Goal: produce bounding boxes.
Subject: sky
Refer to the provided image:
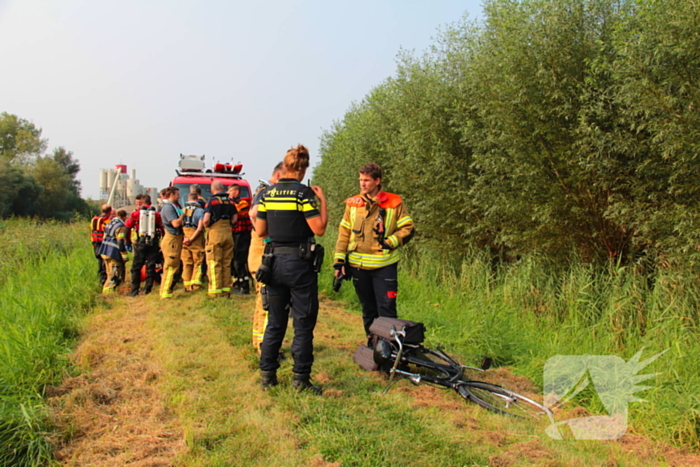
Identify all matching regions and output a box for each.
[0,0,483,199]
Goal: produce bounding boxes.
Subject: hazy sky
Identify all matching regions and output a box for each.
[0,0,482,198]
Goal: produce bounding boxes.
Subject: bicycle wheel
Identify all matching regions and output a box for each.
[403,347,461,382]
[457,381,553,420]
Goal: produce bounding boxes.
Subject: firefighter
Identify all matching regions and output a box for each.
[97,209,129,293]
[255,145,327,392]
[249,162,283,353]
[90,204,112,285]
[228,184,253,294]
[203,180,237,298]
[181,192,206,291]
[126,194,164,296]
[159,187,185,299]
[333,163,415,338]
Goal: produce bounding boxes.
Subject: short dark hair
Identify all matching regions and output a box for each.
[135,194,143,200]
[142,194,152,205]
[359,163,382,180]
[188,192,198,201]
[117,210,127,218]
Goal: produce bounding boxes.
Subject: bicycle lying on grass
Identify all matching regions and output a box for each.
[354,317,553,421]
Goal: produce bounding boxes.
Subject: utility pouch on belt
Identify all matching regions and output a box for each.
[261,286,270,311]
[311,244,325,273]
[256,253,274,284]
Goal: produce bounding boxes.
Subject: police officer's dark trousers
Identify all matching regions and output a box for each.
[350,262,398,335]
[259,252,318,375]
[130,241,160,295]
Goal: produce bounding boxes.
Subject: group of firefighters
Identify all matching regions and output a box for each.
[90,149,414,393]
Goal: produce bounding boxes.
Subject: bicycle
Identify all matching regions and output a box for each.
[355,317,553,421]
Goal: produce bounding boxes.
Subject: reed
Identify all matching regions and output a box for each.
[0,220,96,467]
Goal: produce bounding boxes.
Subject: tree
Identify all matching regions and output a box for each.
[51,146,82,195]
[0,112,47,165]
[0,165,42,217]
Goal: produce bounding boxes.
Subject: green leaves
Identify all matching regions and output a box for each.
[315,0,700,273]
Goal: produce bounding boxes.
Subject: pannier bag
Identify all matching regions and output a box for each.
[353,345,379,371]
[369,317,425,345]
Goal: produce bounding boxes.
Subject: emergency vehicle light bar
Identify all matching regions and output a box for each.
[175,170,244,179]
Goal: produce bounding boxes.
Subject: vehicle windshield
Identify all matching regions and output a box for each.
[174,183,250,206]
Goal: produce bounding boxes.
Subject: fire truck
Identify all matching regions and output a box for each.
[170,154,251,205]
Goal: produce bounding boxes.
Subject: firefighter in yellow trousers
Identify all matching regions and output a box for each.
[159,187,185,299]
[204,181,237,297]
[98,209,129,293]
[181,192,206,291]
[249,163,283,353]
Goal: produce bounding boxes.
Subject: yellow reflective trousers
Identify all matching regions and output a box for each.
[206,220,234,297]
[160,232,183,299]
[248,233,267,352]
[181,226,205,290]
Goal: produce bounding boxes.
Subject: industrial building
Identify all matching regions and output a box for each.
[99,165,157,208]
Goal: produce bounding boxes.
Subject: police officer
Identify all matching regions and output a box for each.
[333,163,415,338]
[203,181,237,297]
[181,192,206,291]
[254,145,327,392]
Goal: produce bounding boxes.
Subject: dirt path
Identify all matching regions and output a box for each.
[48,292,700,466]
[49,297,185,466]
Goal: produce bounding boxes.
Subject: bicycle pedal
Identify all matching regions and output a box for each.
[481,356,493,370]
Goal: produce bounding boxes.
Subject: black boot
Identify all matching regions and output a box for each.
[292,373,322,394]
[260,370,278,390]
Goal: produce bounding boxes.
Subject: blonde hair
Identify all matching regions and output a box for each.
[283,145,310,174]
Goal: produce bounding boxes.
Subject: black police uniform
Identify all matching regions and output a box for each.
[256,178,321,377]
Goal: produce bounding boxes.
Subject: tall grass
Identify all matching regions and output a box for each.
[0,220,97,467]
[319,246,700,449]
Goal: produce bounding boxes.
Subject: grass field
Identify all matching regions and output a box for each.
[2,218,698,465]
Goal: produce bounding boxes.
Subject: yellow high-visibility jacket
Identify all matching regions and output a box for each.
[334,191,414,270]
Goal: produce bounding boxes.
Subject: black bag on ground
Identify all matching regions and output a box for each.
[369,317,425,345]
[353,345,379,371]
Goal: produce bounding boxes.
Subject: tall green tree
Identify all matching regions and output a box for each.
[0,112,47,165]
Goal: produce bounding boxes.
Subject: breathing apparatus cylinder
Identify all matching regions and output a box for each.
[138,206,148,237]
[146,206,156,238]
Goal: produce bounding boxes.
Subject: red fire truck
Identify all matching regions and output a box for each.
[170,154,251,205]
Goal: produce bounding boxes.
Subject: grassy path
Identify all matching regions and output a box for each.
[50,289,700,466]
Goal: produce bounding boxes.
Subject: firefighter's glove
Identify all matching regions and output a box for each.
[333,262,344,271]
[380,240,393,250]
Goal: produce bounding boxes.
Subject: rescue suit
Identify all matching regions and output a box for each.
[126,205,163,296]
[334,191,414,335]
[97,216,128,293]
[248,183,269,353]
[90,214,110,284]
[232,195,253,293]
[181,201,206,291]
[205,192,236,297]
[159,200,184,299]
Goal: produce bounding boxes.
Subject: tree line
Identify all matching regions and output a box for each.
[314,0,700,273]
[0,112,93,219]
